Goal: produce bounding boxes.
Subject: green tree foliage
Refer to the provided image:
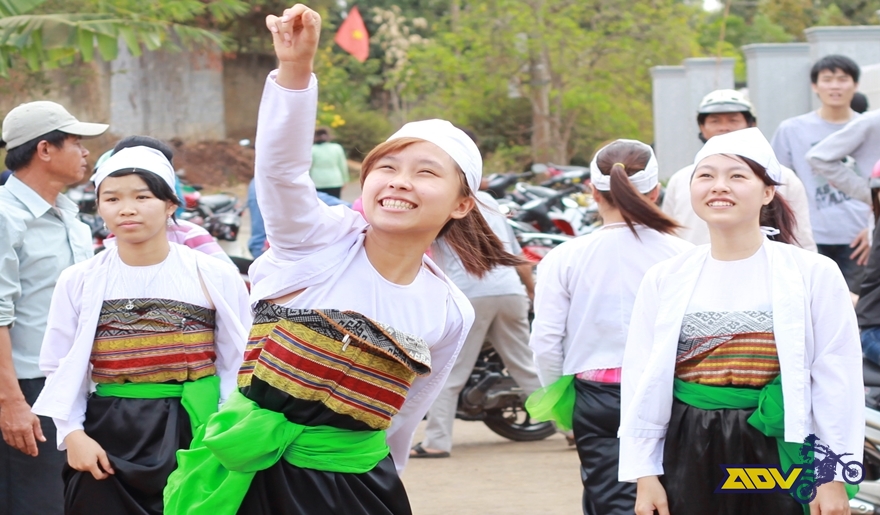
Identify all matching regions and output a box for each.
[0,0,248,76]
[401,0,700,168]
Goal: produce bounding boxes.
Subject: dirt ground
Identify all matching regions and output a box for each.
[403,420,583,515]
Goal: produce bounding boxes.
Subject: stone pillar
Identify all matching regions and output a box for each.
[805,26,880,109]
[742,43,812,138]
[651,65,688,180]
[110,43,226,140]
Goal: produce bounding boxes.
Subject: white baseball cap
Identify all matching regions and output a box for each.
[2,101,108,150]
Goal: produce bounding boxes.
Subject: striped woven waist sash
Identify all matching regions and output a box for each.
[237,302,431,430]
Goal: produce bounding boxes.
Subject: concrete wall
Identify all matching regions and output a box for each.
[110,43,226,140]
[223,53,277,142]
[861,63,880,111]
[650,58,735,179]
[742,43,812,138]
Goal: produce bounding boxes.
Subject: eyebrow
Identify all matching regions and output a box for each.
[377,155,445,169]
[100,187,152,195]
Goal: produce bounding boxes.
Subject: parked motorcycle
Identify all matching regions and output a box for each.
[456,346,556,441]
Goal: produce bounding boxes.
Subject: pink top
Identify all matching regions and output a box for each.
[576,368,622,384]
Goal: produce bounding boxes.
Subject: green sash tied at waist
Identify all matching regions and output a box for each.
[94,374,220,436]
[163,390,390,515]
[524,375,575,431]
[673,375,857,512]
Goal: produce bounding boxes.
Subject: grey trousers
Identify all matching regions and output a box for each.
[0,377,65,515]
[423,294,542,452]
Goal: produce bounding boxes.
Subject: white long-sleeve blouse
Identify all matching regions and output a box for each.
[247,71,474,473]
[618,239,864,482]
[31,244,252,449]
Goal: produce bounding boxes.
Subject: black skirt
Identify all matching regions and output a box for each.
[63,395,192,515]
[572,379,636,515]
[238,455,410,515]
[233,377,411,515]
[660,399,803,515]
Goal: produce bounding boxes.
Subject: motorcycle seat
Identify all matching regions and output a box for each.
[199,194,236,212]
[864,358,880,388]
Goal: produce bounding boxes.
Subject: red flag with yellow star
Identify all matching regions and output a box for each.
[334,6,369,62]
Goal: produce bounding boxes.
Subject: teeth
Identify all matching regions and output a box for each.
[382,199,415,210]
[709,201,733,207]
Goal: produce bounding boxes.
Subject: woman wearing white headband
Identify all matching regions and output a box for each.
[526,139,691,515]
[621,128,863,515]
[30,146,251,515]
[163,5,521,515]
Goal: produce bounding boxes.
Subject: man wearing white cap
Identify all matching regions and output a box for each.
[661,89,816,252]
[0,101,107,514]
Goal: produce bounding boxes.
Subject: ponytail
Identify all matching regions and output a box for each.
[439,206,528,278]
[740,156,798,246]
[603,164,680,237]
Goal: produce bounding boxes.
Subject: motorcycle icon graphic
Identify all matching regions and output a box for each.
[792,434,864,504]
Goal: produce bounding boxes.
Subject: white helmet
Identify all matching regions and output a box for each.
[698,89,755,118]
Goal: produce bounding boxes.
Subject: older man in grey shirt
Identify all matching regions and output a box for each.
[0,101,106,515]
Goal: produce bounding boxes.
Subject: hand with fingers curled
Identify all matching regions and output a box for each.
[635,475,670,515]
[0,397,45,456]
[266,4,322,91]
[64,430,115,481]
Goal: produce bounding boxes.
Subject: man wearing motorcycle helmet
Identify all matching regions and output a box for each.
[661,89,816,251]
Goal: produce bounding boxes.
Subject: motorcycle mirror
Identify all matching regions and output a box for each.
[561,197,579,209]
[239,139,252,147]
[531,163,548,174]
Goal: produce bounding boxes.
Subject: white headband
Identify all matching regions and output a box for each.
[589,139,659,194]
[693,127,782,184]
[386,119,482,194]
[92,146,177,198]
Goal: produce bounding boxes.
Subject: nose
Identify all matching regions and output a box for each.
[82,147,90,158]
[710,176,730,193]
[387,170,413,190]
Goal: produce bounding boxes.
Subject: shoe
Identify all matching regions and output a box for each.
[409,442,450,459]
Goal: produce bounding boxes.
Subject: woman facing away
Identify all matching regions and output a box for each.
[620,128,864,515]
[527,140,692,515]
[163,5,523,515]
[30,146,252,514]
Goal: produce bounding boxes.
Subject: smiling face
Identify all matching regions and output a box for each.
[97,173,176,246]
[361,139,474,237]
[812,68,858,109]
[690,154,775,232]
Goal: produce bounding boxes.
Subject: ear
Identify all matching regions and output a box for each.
[449,195,476,220]
[35,140,53,163]
[166,201,178,218]
[810,82,820,95]
[590,183,603,204]
[646,185,660,203]
[762,185,776,206]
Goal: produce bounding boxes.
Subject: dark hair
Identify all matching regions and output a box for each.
[360,137,527,277]
[851,92,869,114]
[739,156,797,245]
[97,169,181,214]
[594,141,680,237]
[315,128,330,144]
[697,111,756,128]
[811,55,860,84]
[113,136,174,165]
[4,130,68,171]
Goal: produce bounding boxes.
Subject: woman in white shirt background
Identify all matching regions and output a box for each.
[620,128,863,515]
[527,139,692,515]
[163,5,524,515]
[31,146,251,515]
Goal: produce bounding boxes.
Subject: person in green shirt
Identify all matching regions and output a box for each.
[309,128,348,199]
